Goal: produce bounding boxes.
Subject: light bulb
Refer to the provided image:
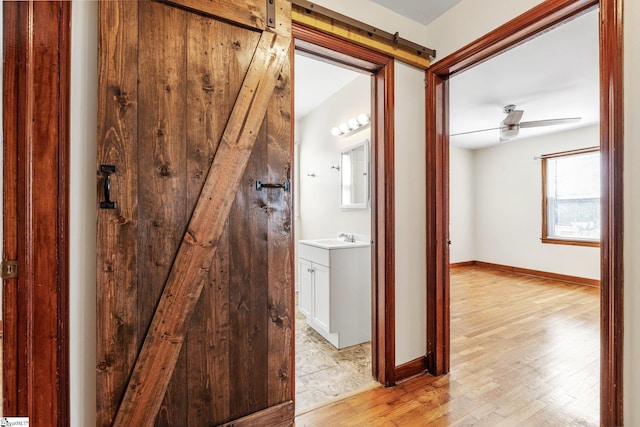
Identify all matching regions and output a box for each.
[348,118,359,130]
[331,127,341,136]
[357,113,370,125]
[339,123,350,134]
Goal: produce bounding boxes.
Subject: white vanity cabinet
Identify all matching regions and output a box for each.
[298,239,371,349]
[298,258,314,318]
[298,258,330,331]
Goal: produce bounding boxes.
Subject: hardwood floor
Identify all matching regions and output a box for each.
[296,266,599,426]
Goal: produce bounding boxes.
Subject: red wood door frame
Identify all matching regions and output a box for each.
[292,23,397,386]
[425,0,624,424]
[2,1,71,423]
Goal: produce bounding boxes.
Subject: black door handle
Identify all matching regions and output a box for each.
[256,180,290,191]
[100,165,117,209]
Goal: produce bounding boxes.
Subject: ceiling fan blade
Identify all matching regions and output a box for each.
[502,109,524,126]
[450,126,500,137]
[519,117,581,128]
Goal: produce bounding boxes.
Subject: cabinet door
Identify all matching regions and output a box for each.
[312,263,331,332]
[298,258,313,318]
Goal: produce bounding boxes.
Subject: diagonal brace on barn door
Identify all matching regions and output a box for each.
[112,30,291,427]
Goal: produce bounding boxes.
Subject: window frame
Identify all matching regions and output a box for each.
[541,146,601,248]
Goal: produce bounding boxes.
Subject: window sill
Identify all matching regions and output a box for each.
[541,237,600,248]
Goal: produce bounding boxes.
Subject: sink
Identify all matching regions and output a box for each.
[299,238,370,249]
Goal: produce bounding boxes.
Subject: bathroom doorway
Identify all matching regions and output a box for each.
[293,50,375,412]
[291,23,396,413]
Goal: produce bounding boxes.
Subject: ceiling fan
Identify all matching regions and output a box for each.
[451,104,581,141]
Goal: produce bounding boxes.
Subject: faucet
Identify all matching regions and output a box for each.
[338,233,356,243]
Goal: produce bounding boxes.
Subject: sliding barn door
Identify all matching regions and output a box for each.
[96,1,293,425]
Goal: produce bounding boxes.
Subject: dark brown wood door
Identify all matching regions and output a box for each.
[96,1,293,425]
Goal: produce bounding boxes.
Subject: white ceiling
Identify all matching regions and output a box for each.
[449,9,599,150]
[294,54,362,120]
[369,0,464,25]
[294,3,599,151]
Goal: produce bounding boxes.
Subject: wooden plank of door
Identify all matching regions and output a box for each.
[96,1,140,425]
[113,30,290,426]
[183,11,246,423]
[136,2,190,422]
[266,49,293,406]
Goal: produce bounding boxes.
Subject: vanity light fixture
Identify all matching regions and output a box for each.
[330,113,370,136]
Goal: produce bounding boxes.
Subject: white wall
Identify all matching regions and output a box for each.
[474,126,600,279]
[425,0,544,62]
[70,1,98,425]
[450,126,601,277]
[449,146,475,263]
[394,62,427,365]
[624,0,640,421]
[297,75,372,240]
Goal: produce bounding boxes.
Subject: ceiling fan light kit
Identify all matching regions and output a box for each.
[500,124,520,140]
[452,104,582,142]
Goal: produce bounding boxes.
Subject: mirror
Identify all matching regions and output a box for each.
[340,140,369,209]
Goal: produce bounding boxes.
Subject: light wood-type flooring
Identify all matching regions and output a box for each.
[296,265,600,426]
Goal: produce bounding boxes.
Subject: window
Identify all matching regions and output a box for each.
[542,147,600,246]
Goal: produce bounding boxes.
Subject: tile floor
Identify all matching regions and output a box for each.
[295,296,375,413]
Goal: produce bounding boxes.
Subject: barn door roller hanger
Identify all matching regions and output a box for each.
[267,0,276,28]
